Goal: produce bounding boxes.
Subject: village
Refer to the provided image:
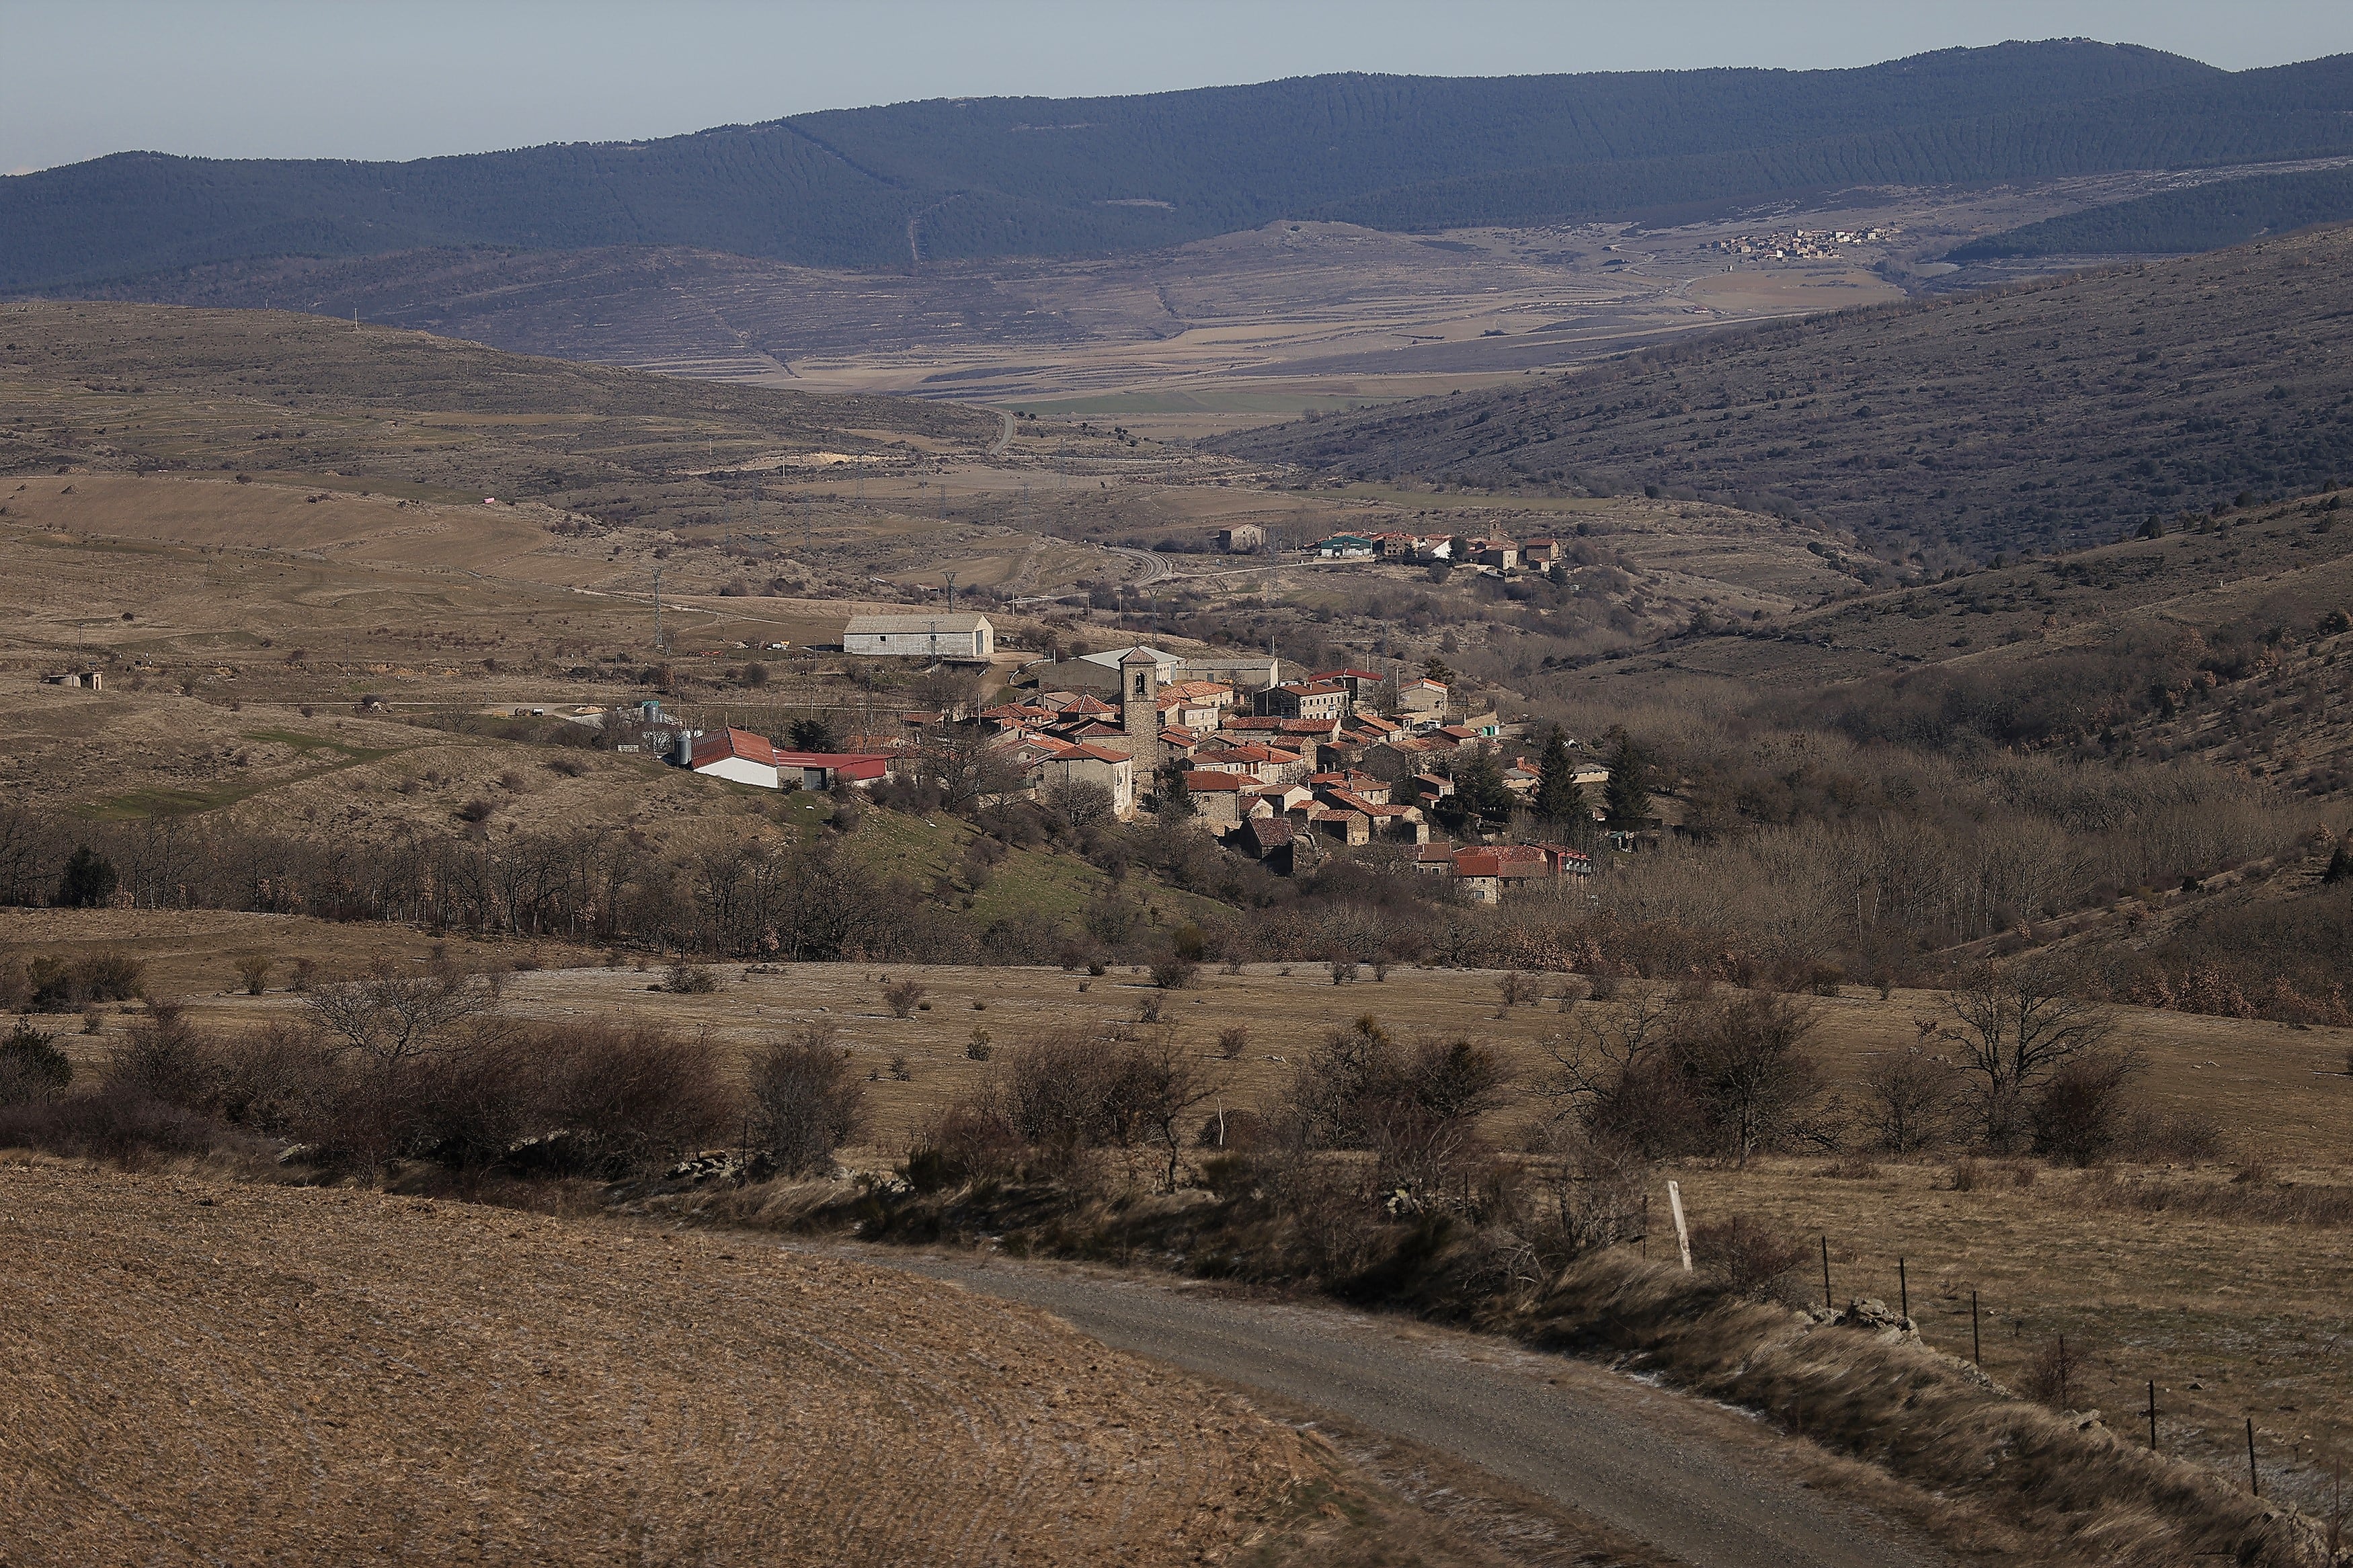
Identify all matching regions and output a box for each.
[648,606,1608,903]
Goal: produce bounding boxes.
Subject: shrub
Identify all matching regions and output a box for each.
[233,955,273,996]
[455,798,495,824]
[106,1002,211,1107]
[747,1023,867,1175]
[528,1024,735,1176]
[1138,993,1165,1024]
[1692,1212,1810,1303]
[665,962,720,995]
[2024,1331,2085,1410]
[1150,958,1199,990]
[965,1030,993,1061]
[1281,1016,1507,1194]
[1217,1024,1251,1059]
[1328,957,1359,984]
[904,1104,1021,1190]
[1497,971,1539,1009]
[2029,1049,2145,1166]
[0,1021,73,1105]
[203,1020,335,1135]
[2119,1107,2225,1161]
[0,1087,228,1166]
[881,978,926,1018]
[24,952,145,1012]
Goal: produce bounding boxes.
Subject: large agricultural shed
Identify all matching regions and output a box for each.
[843,613,994,659]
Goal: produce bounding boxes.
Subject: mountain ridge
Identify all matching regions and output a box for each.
[7,41,2328,288]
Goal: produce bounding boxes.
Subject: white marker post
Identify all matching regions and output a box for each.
[1667,1180,1693,1273]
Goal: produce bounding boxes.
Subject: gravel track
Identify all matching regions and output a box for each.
[810,1245,1945,1568]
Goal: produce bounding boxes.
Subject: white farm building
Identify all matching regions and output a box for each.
[842,613,994,659]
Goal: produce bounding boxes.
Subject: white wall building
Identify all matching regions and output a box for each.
[843,613,994,659]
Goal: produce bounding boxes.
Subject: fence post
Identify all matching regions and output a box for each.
[1898,1256,1909,1325]
[1665,1181,1691,1272]
[2147,1380,2158,1452]
[2247,1418,2260,1497]
[1971,1290,1982,1366]
[1821,1235,1833,1309]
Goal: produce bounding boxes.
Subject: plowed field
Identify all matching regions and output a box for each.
[0,1161,1309,1566]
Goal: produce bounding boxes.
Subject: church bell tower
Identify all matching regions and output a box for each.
[1119,646,1164,794]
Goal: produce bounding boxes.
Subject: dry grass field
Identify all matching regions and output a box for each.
[0,1158,1332,1567]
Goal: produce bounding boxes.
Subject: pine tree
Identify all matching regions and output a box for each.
[2324,837,2353,884]
[1531,727,1586,831]
[1444,751,1514,837]
[1155,757,1194,818]
[54,845,116,910]
[1604,735,1652,826]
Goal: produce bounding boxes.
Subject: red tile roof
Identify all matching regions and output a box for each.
[1184,771,1246,791]
[690,727,778,768]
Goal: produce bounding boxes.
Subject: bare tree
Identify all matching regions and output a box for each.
[1535,988,1691,1122]
[746,1021,867,1175]
[1041,778,1115,829]
[1860,1047,1959,1153]
[905,723,1027,811]
[303,961,497,1167]
[1675,992,1826,1165]
[1106,1030,1224,1192]
[1940,961,2115,1149]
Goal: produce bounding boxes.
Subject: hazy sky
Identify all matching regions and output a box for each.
[7,0,2353,175]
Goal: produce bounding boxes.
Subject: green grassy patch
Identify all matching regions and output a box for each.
[81,782,274,821]
[81,731,404,821]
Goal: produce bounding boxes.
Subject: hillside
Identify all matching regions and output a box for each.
[0,1160,1323,1565]
[1220,225,2353,559]
[0,300,1000,548]
[12,42,2346,286]
[1951,161,2353,258]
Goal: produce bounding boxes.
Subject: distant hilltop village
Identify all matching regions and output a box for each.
[1707,226,1897,260]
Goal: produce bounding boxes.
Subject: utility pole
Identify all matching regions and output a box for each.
[946,571,957,613]
[653,568,664,654]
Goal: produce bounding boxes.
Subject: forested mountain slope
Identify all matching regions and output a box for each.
[1952,163,2353,258]
[11,42,2351,286]
[1218,226,2353,561]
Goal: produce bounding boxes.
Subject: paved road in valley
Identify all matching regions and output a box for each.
[791,1244,1942,1568]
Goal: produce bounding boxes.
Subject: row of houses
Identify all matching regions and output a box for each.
[1311,532,1568,570]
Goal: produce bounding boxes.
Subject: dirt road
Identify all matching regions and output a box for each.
[1103,541,1174,583]
[805,1245,1942,1568]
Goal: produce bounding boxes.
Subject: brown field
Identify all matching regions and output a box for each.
[0,1157,1329,1566]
